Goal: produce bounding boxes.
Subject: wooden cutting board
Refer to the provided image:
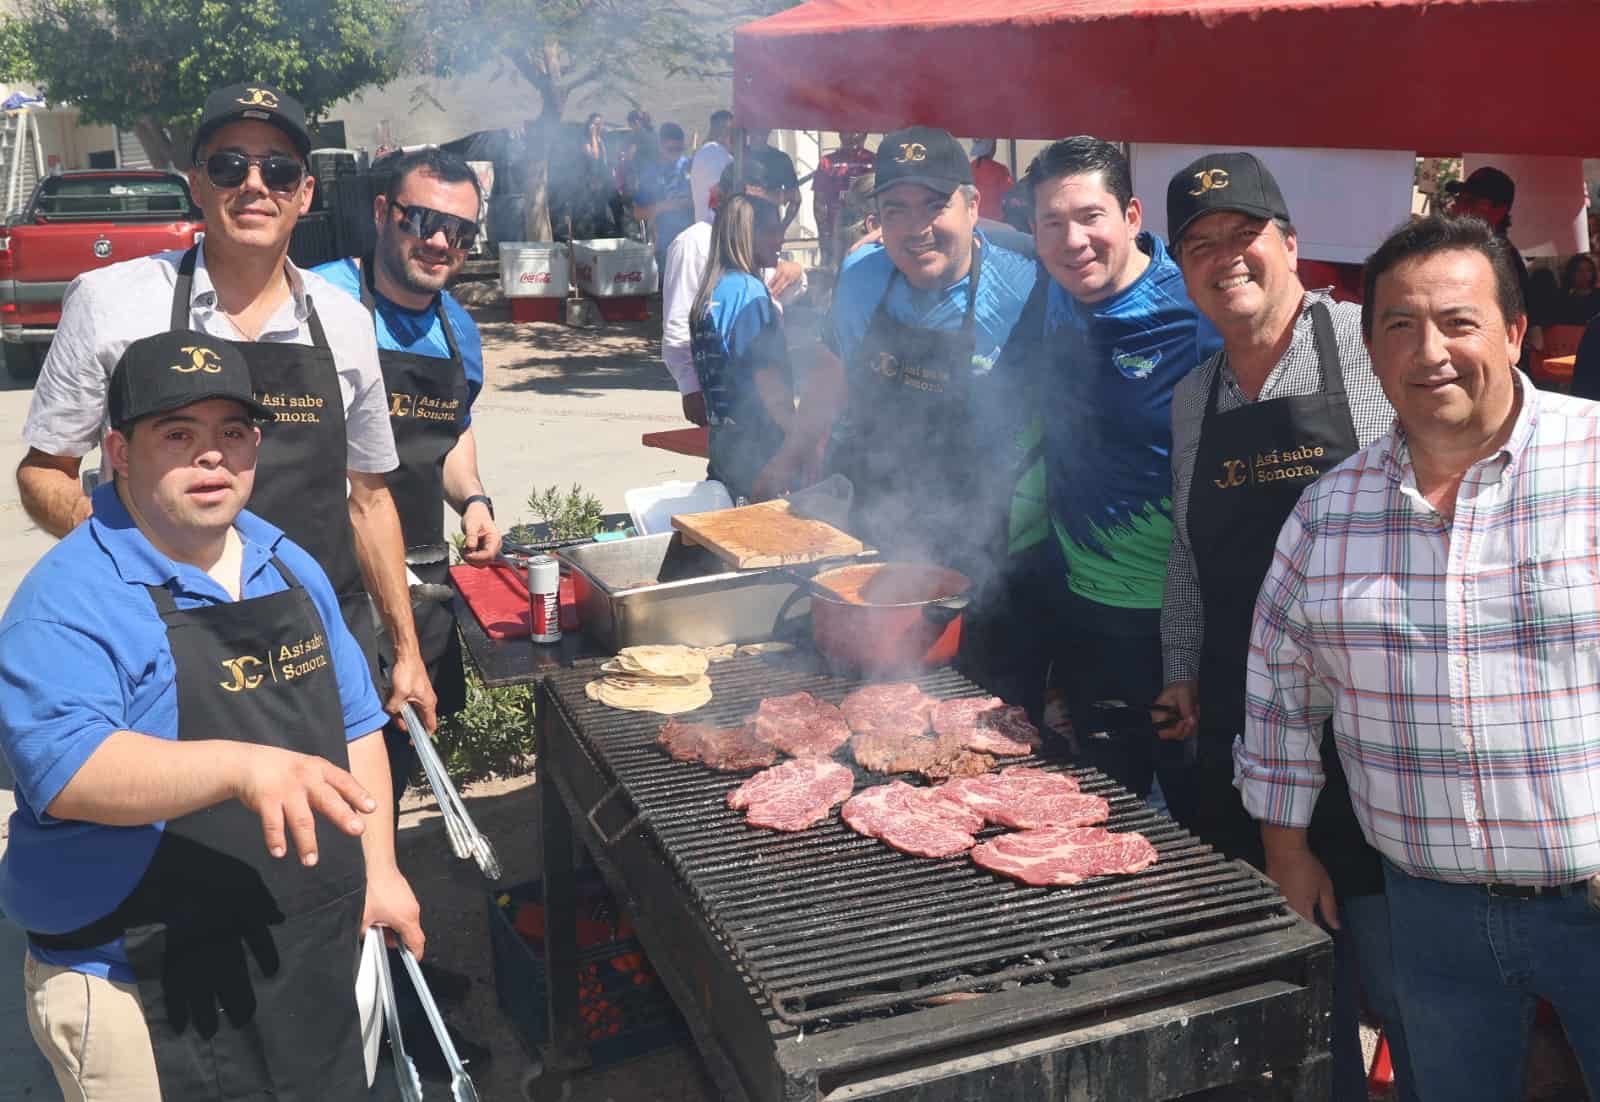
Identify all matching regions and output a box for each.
[671,500,864,569]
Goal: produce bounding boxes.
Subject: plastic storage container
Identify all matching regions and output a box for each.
[572,238,659,296]
[499,241,570,298]
[624,479,733,536]
[487,876,686,1066]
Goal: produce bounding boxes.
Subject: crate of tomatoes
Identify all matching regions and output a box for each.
[487,872,687,1066]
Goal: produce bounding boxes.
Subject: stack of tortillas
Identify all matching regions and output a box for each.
[585,645,713,714]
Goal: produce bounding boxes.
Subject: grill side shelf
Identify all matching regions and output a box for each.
[542,658,1293,1029]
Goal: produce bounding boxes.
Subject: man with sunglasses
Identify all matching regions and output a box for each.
[316,148,494,768]
[313,145,497,1079]
[17,81,437,733]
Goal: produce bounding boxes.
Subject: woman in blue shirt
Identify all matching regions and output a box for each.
[689,193,794,501]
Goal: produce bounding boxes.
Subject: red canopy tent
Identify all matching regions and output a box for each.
[734,0,1598,157]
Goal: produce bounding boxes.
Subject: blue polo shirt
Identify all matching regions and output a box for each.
[1038,232,1222,609]
[313,258,485,425]
[0,483,387,980]
[830,231,1037,375]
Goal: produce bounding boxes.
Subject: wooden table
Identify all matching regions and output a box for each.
[641,426,709,458]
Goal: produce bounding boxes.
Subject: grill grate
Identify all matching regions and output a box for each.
[545,656,1295,1029]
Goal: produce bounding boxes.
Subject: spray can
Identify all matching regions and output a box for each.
[526,555,562,643]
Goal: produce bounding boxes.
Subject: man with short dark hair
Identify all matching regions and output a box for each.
[634,122,693,272]
[1242,213,1600,1098]
[314,147,499,803]
[690,109,735,224]
[17,80,436,729]
[1159,151,1415,1102]
[1,330,420,1101]
[999,136,1220,806]
[312,144,497,1077]
[758,125,1037,585]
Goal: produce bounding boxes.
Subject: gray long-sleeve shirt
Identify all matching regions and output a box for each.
[1161,291,1395,684]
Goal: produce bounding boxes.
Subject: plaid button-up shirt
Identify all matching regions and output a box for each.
[1239,375,1600,886]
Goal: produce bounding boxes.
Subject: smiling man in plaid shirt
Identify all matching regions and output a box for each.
[1240,214,1600,1098]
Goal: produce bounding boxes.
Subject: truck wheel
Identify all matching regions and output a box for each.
[5,342,46,382]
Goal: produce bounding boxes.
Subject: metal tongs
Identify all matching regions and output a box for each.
[376,931,481,1102]
[403,702,503,881]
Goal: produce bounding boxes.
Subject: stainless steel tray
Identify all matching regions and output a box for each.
[556,532,809,652]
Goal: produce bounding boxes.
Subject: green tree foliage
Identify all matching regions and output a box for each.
[0,0,408,167]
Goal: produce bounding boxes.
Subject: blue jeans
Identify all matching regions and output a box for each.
[1383,862,1600,1100]
[1334,892,1420,1102]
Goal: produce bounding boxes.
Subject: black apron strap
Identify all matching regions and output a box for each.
[169,245,199,330]
[1307,300,1347,397]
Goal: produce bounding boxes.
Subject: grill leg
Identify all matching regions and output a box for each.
[1271,1052,1332,1099]
[530,699,591,1091]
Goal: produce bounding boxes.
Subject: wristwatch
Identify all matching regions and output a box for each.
[462,494,494,519]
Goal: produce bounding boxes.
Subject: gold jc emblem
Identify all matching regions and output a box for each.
[894,142,928,164]
[874,352,901,379]
[388,392,414,417]
[173,346,224,374]
[1213,459,1248,489]
[1189,168,1231,197]
[219,655,265,693]
[237,87,280,109]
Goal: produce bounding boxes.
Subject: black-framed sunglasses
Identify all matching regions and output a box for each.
[388,200,479,250]
[203,151,305,193]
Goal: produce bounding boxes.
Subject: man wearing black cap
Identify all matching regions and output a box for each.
[0,330,421,1101]
[755,125,1037,586]
[1157,151,1416,1101]
[1446,165,1516,235]
[17,81,437,730]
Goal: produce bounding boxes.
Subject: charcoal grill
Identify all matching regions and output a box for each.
[530,655,1332,1101]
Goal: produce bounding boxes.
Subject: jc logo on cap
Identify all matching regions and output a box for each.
[1189,168,1231,197]
[173,346,224,374]
[219,655,265,693]
[237,87,280,109]
[894,142,928,164]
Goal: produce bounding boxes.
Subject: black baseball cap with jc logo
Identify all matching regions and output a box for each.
[871,126,974,197]
[191,82,313,161]
[109,331,276,431]
[1166,152,1292,246]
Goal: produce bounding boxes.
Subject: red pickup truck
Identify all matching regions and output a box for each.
[0,170,204,379]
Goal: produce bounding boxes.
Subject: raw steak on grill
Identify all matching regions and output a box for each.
[840,682,938,739]
[842,781,986,858]
[851,729,994,780]
[750,692,851,757]
[728,759,855,832]
[931,696,1042,757]
[941,765,1109,830]
[656,719,780,771]
[970,826,1158,886]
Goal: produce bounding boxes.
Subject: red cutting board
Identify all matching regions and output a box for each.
[450,563,578,639]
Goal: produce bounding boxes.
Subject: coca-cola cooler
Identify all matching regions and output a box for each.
[573,238,656,321]
[499,241,570,323]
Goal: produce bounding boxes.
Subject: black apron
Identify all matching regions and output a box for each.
[170,247,380,680]
[1185,302,1383,898]
[31,559,368,1099]
[830,241,1003,581]
[359,258,469,721]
